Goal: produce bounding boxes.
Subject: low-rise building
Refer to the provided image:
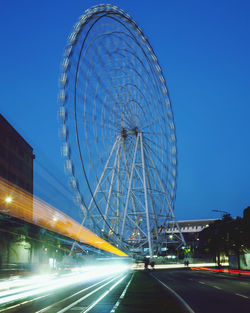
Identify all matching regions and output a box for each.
[0,113,35,195]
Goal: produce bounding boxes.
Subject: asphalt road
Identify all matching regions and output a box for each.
[152,269,250,313]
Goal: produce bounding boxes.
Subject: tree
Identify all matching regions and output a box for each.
[198,213,248,269]
[243,207,250,249]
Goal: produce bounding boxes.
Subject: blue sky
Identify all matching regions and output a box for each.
[0,0,249,221]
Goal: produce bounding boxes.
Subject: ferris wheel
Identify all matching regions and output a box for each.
[58,4,185,257]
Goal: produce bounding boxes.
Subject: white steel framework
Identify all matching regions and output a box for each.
[83,132,185,257]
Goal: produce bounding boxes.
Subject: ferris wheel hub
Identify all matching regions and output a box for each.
[121,127,139,139]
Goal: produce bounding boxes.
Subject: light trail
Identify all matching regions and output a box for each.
[191,267,250,276]
[0,274,57,296]
[0,264,130,307]
[0,178,127,256]
[81,274,128,313]
[56,274,125,313]
[35,275,117,313]
[0,294,51,313]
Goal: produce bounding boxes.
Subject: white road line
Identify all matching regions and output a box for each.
[0,294,51,312]
[199,282,222,290]
[56,274,124,313]
[81,274,128,313]
[213,286,221,290]
[35,275,114,313]
[235,293,249,299]
[151,274,195,313]
[110,273,134,312]
[239,282,249,285]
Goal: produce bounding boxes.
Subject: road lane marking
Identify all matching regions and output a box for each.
[151,274,195,313]
[213,286,221,290]
[110,273,134,312]
[81,274,128,313]
[56,275,124,313]
[199,281,205,284]
[35,275,119,313]
[235,293,249,299]
[0,294,51,312]
[239,282,249,285]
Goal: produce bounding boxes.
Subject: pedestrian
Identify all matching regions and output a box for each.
[144,258,150,270]
[150,261,155,270]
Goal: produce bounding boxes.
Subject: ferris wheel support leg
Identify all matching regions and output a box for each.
[140,133,153,258]
[145,169,159,242]
[121,134,139,240]
[102,139,121,232]
[122,142,139,223]
[116,146,121,235]
[87,136,120,214]
[144,143,186,247]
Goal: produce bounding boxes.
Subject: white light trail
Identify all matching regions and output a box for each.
[56,275,125,313]
[0,264,130,307]
[35,275,116,313]
[82,274,128,313]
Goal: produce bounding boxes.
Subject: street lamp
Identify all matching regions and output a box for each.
[212,209,230,219]
[5,196,13,204]
[212,209,229,214]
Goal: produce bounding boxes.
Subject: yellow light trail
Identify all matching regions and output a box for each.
[0,178,127,257]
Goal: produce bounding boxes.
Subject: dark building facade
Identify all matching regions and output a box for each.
[0,114,35,194]
[163,219,217,255]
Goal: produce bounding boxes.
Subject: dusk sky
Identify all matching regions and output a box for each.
[1,0,249,222]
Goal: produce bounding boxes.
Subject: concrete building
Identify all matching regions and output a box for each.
[0,114,35,269]
[0,113,35,194]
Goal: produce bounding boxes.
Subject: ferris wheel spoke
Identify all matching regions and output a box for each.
[76,69,125,129]
[143,144,168,176]
[143,134,167,153]
[102,35,156,117]
[140,114,166,131]
[100,47,153,129]
[143,131,166,136]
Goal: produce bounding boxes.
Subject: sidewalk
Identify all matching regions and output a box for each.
[116,270,186,313]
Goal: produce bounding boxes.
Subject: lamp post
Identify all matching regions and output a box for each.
[212,209,230,218]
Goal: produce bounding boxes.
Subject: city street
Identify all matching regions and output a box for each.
[152,269,250,313]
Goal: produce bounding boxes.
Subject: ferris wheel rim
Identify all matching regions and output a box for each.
[58,4,178,249]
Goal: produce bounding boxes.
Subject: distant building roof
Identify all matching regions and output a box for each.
[165,219,217,233]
